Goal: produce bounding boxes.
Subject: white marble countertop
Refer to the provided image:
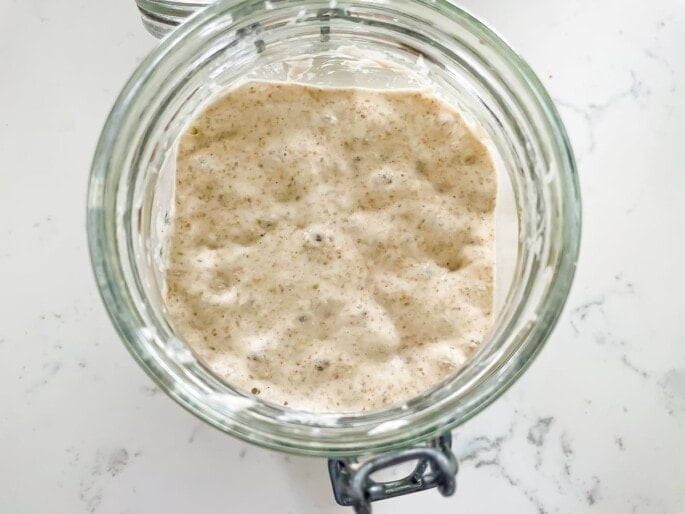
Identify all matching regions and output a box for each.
[1,0,683,512]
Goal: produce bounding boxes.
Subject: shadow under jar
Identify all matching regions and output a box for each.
[88,1,581,512]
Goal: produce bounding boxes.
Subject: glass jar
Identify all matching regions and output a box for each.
[88,0,581,509]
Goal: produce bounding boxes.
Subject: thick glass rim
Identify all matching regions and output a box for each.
[88,0,581,456]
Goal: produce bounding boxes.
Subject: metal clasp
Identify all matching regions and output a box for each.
[328,433,458,514]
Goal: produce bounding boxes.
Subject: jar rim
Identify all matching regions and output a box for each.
[88,0,581,456]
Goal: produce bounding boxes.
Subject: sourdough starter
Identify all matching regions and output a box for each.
[165,81,496,413]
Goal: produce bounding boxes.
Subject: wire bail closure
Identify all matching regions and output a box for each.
[328,433,458,514]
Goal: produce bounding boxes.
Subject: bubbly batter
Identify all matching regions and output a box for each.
[165,81,496,412]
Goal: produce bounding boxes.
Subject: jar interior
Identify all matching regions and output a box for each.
[140,16,522,404]
[94,0,578,456]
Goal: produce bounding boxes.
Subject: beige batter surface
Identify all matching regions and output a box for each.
[165,81,496,413]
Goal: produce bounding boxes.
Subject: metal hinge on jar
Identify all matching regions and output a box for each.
[328,433,459,514]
